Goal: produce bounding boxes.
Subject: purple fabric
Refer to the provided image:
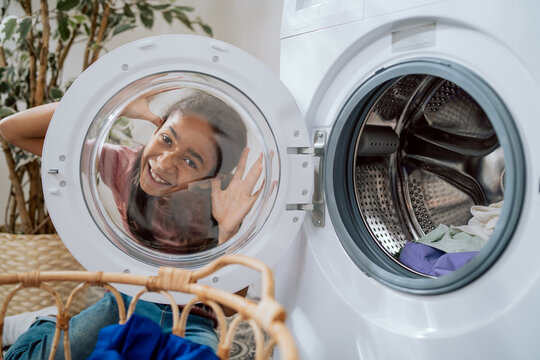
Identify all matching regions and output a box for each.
[399,242,477,276]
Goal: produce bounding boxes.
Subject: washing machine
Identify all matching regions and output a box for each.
[40,0,539,359]
[274,0,540,359]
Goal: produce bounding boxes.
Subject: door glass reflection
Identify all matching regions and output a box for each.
[82,73,279,261]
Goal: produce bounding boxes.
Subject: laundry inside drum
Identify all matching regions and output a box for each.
[353,75,506,277]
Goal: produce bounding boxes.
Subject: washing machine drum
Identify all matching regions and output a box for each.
[326,64,524,294]
[360,76,503,257]
[41,35,312,303]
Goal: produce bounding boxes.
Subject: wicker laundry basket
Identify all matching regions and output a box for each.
[0,254,298,360]
[0,233,103,316]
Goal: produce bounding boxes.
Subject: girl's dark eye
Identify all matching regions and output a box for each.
[185,158,197,169]
[161,134,172,146]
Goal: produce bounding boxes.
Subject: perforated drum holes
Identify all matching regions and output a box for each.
[373,75,424,120]
[355,164,407,255]
[408,170,473,234]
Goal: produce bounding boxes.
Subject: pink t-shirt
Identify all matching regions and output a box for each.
[99,143,138,227]
[98,144,217,253]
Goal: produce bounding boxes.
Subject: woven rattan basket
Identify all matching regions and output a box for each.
[0,254,297,360]
[0,233,103,316]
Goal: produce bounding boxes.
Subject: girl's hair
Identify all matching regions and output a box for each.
[126,90,248,253]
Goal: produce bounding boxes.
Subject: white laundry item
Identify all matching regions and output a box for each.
[2,306,58,346]
[453,201,503,242]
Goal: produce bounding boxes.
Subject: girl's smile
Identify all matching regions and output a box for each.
[148,161,172,185]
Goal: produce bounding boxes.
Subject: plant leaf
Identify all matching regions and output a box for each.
[71,14,88,24]
[135,2,150,12]
[123,3,134,18]
[139,9,154,29]
[0,81,8,93]
[174,11,193,31]
[174,6,194,12]
[112,23,136,36]
[162,11,172,24]
[200,23,213,37]
[4,96,16,107]
[0,106,15,118]
[1,16,17,43]
[49,87,63,99]
[149,4,170,11]
[57,0,80,11]
[16,17,32,42]
[58,13,70,41]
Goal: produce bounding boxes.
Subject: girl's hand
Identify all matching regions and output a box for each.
[121,85,181,127]
[211,148,264,244]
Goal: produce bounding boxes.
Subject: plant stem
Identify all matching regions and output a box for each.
[51,23,81,89]
[27,162,38,230]
[35,0,50,106]
[21,0,37,107]
[32,215,51,234]
[48,40,64,93]
[0,137,33,234]
[7,193,17,232]
[89,2,111,65]
[83,0,99,70]
[0,46,6,67]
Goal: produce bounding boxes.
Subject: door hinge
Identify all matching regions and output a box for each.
[285,131,326,227]
[311,131,326,227]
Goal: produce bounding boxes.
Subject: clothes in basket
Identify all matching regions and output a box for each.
[88,313,218,360]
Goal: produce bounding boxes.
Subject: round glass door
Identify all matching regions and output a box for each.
[41,35,311,300]
[81,72,279,267]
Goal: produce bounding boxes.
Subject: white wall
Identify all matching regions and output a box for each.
[0,0,283,225]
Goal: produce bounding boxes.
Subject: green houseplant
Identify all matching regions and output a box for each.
[0,0,212,315]
[0,0,212,234]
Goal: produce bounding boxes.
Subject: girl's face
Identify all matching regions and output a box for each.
[140,113,219,196]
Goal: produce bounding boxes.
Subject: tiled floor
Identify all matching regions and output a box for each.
[228,318,262,359]
[227,305,273,360]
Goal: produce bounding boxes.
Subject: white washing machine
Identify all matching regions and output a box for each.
[275,0,540,359]
[40,0,539,359]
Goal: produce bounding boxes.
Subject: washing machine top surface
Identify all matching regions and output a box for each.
[42,35,313,303]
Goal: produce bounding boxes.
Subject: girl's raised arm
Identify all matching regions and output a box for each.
[0,102,59,156]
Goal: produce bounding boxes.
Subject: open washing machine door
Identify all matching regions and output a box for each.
[42,34,313,303]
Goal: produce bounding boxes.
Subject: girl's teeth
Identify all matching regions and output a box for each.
[150,167,169,185]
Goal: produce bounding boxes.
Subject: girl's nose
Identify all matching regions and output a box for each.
[157,151,179,170]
